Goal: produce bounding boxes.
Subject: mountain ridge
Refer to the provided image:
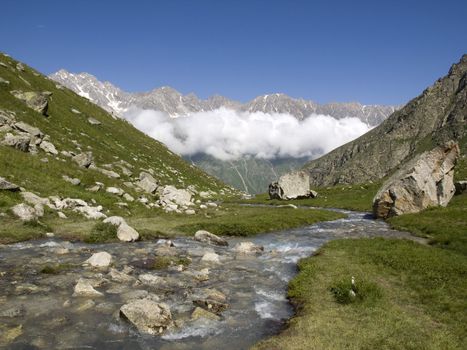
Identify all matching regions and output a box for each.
[50,69,399,126]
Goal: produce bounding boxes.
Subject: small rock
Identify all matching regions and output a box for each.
[201,252,220,264]
[185,209,196,215]
[45,232,55,238]
[117,224,139,242]
[0,177,20,191]
[123,193,135,202]
[73,278,104,297]
[233,242,264,254]
[119,299,173,335]
[84,252,112,267]
[191,307,220,321]
[194,230,228,246]
[72,152,94,168]
[87,117,101,125]
[106,187,124,196]
[62,175,81,186]
[103,216,127,227]
[11,203,37,221]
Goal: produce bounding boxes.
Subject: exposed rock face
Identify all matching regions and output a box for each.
[120,299,173,335]
[268,171,314,200]
[10,91,49,115]
[0,177,19,191]
[194,230,228,246]
[302,54,467,187]
[373,141,459,219]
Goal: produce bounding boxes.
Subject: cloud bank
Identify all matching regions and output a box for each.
[123,107,371,161]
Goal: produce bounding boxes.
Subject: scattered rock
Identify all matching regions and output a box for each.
[11,203,37,221]
[201,252,221,264]
[57,211,67,219]
[0,177,19,191]
[84,252,112,268]
[269,171,315,200]
[0,77,9,85]
[117,224,139,242]
[373,141,459,218]
[87,117,101,125]
[120,299,173,335]
[72,152,94,168]
[1,132,30,151]
[62,175,81,186]
[73,278,104,297]
[39,140,58,155]
[194,230,228,246]
[13,121,43,137]
[106,187,124,196]
[191,307,220,321]
[454,180,467,195]
[136,172,159,194]
[97,168,120,178]
[10,90,49,115]
[123,193,135,202]
[185,209,196,215]
[233,242,264,254]
[71,108,81,114]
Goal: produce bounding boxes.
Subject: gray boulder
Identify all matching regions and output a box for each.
[373,141,459,219]
[13,122,43,137]
[72,152,94,168]
[0,177,19,191]
[136,172,159,194]
[269,171,315,200]
[454,180,467,195]
[84,252,112,268]
[11,203,37,221]
[194,230,228,246]
[39,140,58,155]
[159,185,192,206]
[10,91,49,115]
[117,224,139,242]
[120,299,173,335]
[62,175,81,186]
[2,132,30,152]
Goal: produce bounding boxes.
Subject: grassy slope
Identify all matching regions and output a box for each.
[253,154,467,349]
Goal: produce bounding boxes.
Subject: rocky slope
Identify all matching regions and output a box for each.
[50,69,397,125]
[301,54,467,187]
[0,53,237,224]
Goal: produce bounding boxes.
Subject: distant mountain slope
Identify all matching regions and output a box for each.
[302,54,467,187]
[50,69,398,126]
[0,53,235,218]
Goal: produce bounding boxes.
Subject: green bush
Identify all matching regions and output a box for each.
[84,222,117,243]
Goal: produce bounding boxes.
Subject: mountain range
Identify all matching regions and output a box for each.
[49,70,399,193]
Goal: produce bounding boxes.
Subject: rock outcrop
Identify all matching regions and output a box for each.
[373,141,459,218]
[268,171,316,200]
[10,91,49,115]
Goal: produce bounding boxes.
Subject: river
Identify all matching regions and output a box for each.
[0,210,418,349]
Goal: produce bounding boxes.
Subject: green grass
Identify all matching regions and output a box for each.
[388,194,467,255]
[40,263,75,274]
[83,221,118,243]
[254,238,467,350]
[150,256,191,270]
[231,182,381,212]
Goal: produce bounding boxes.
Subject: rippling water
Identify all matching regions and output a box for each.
[0,210,416,349]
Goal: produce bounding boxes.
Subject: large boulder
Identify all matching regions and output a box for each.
[373,141,459,219]
[268,171,315,200]
[1,132,30,152]
[117,224,139,242]
[84,252,112,268]
[120,299,173,335]
[39,140,58,155]
[194,230,228,246]
[10,91,49,115]
[13,122,43,137]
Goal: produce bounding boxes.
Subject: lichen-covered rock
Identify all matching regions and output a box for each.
[10,91,49,115]
[11,203,37,221]
[194,230,228,246]
[136,172,159,194]
[373,141,459,219]
[268,171,313,200]
[120,299,173,335]
[72,152,94,168]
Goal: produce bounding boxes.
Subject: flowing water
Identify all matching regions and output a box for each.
[0,210,418,349]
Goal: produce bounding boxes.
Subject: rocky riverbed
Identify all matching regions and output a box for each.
[0,210,419,349]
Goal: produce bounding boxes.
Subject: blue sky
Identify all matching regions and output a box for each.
[1,0,466,105]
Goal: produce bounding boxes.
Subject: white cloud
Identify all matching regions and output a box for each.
[123,107,371,161]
